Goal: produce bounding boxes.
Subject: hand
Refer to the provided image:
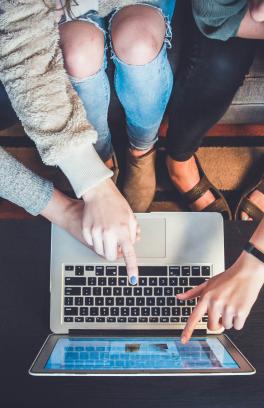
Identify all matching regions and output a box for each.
[82,178,140,284]
[250,0,264,22]
[178,252,264,344]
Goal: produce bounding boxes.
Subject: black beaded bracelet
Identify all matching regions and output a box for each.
[244,242,264,264]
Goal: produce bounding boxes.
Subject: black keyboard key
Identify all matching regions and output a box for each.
[103,287,112,296]
[134,287,142,296]
[149,317,158,323]
[87,277,96,286]
[181,317,188,322]
[83,287,91,296]
[128,317,137,323]
[65,265,74,271]
[126,297,135,306]
[75,266,84,276]
[124,287,132,296]
[187,299,196,306]
[90,307,99,316]
[139,317,148,322]
[108,278,117,286]
[64,316,73,322]
[64,297,73,306]
[164,287,173,296]
[131,307,140,316]
[96,317,105,323]
[182,266,191,276]
[113,287,122,296]
[93,287,102,296]
[189,277,206,286]
[85,265,95,272]
[144,287,152,296]
[107,317,116,322]
[116,297,124,306]
[149,277,157,286]
[170,317,180,323]
[106,266,117,276]
[136,298,145,306]
[154,287,163,296]
[167,297,176,306]
[95,298,104,306]
[169,266,180,276]
[85,297,94,306]
[177,299,186,306]
[106,297,115,306]
[179,277,188,286]
[120,307,129,316]
[162,307,170,316]
[100,307,109,316]
[98,277,107,286]
[202,316,208,322]
[65,287,81,296]
[75,297,83,306]
[65,277,86,286]
[117,317,127,323]
[80,307,88,316]
[118,277,127,286]
[86,317,95,322]
[160,317,169,323]
[139,277,148,286]
[64,307,78,316]
[159,277,168,286]
[169,278,178,286]
[202,266,211,276]
[172,307,181,316]
[118,266,127,276]
[174,287,183,295]
[157,297,165,306]
[75,317,84,322]
[182,307,191,316]
[184,287,192,292]
[151,307,160,316]
[111,307,120,316]
[95,266,104,276]
[139,266,167,276]
[146,298,155,306]
[192,266,201,276]
[141,307,150,316]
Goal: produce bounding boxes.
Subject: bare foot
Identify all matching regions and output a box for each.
[241,188,264,221]
[166,156,216,211]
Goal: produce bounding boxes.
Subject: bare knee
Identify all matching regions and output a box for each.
[59,21,105,79]
[111,5,166,65]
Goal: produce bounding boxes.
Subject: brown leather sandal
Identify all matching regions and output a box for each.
[235,174,264,222]
[181,156,232,220]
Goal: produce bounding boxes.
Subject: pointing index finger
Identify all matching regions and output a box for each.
[120,238,138,285]
[181,300,208,344]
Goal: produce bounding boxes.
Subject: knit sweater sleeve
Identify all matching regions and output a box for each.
[192,0,248,41]
[0,0,112,198]
[0,147,54,215]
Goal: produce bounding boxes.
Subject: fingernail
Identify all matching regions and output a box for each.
[181,336,187,344]
[130,275,138,286]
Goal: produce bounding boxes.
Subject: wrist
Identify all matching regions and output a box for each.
[40,189,75,228]
[82,178,114,202]
[238,250,264,284]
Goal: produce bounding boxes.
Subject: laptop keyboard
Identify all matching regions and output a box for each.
[63,265,211,325]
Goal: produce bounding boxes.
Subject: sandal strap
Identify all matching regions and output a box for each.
[240,198,264,222]
[182,175,212,205]
[202,198,230,214]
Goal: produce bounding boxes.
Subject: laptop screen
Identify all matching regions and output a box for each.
[45,337,238,371]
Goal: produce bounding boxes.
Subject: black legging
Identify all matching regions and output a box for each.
[167,11,256,161]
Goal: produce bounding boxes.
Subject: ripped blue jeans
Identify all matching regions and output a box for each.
[60,1,176,162]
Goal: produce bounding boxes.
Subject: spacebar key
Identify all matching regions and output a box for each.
[139,266,167,276]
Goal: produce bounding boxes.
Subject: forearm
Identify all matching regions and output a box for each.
[0,0,112,197]
[247,217,264,253]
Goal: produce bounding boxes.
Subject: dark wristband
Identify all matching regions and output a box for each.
[244,242,264,264]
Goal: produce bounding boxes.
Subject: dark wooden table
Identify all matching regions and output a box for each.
[0,220,263,408]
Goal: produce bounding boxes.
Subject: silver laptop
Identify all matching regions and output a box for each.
[29,212,255,375]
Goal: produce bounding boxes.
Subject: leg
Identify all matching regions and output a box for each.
[166,19,256,211]
[59,20,113,165]
[111,4,174,157]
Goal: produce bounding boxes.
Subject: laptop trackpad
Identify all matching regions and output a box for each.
[135,218,166,258]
